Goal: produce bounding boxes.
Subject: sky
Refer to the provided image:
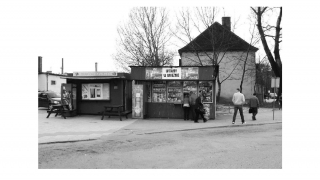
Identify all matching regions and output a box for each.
[0,0,273,74]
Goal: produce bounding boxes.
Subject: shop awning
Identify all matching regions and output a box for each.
[60,76,121,80]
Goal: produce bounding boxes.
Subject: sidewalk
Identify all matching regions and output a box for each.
[38,108,282,144]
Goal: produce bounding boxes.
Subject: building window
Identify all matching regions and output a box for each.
[82,83,110,100]
[51,80,56,85]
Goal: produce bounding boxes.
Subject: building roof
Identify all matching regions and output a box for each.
[178,22,258,55]
[38,72,67,76]
[60,76,121,80]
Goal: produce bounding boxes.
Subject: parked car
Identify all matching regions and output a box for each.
[269,93,277,99]
[38,91,61,109]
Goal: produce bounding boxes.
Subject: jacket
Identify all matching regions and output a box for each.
[183,97,190,107]
[189,93,197,105]
[195,96,203,109]
[249,96,260,108]
[232,92,245,105]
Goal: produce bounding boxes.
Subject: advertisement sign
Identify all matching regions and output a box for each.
[61,83,73,110]
[73,71,117,76]
[132,84,143,118]
[271,77,280,88]
[181,67,199,79]
[146,68,162,79]
[203,104,211,120]
[146,67,199,80]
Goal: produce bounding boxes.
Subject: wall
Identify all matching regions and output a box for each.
[38,73,66,93]
[181,51,256,102]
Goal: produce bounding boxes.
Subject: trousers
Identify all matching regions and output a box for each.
[233,105,244,123]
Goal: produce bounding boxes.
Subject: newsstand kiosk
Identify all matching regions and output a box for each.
[130,66,218,120]
[61,71,132,116]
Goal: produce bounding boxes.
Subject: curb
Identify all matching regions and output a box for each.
[137,121,282,135]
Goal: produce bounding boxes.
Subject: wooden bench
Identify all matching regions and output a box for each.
[101,105,132,121]
[46,104,70,119]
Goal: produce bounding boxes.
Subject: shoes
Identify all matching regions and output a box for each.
[204,120,207,123]
[232,122,235,124]
[242,122,246,124]
[194,121,199,123]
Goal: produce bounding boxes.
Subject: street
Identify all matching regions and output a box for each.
[39,121,281,169]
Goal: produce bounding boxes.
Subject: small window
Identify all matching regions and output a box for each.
[51,80,56,85]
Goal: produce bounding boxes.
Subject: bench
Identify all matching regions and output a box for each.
[101,105,132,121]
[46,104,70,119]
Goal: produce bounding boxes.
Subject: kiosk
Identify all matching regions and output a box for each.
[130,66,218,119]
[61,71,132,116]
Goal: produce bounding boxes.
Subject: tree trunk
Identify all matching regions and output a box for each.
[217,76,222,103]
[255,7,281,78]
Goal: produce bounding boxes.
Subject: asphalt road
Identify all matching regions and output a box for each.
[39,122,282,169]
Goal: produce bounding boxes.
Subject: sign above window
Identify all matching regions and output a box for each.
[146,67,198,80]
[73,71,117,77]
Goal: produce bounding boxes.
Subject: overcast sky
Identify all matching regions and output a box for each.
[0,0,276,74]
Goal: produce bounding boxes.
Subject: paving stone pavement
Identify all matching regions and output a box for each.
[38,107,282,144]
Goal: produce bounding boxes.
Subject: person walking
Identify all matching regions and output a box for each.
[249,93,260,120]
[182,93,190,120]
[194,91,207,123]
[189,91,197,121]
[232,88,246,124]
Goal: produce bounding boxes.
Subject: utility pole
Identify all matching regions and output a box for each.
[61,58,64,74]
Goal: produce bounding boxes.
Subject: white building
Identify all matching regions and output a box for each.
[178,17,258,102]
[38,56,66,94]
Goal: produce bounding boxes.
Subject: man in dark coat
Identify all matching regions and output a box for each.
[189,91,197,121]
[249,93,260,120]
[194,91,207,123]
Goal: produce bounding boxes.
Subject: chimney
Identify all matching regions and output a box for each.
[222,17,231,31]
[61,58,64,74]
[38,56,42,73]
[95,62,97,72]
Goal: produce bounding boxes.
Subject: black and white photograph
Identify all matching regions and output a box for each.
[1,0,320,179]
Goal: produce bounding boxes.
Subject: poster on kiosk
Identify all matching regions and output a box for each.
[132,83,143,119]
[61,83,77,116]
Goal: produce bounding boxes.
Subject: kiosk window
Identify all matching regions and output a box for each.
[167,81,182,103]
[199,81,213,103]
[152,81,166,103]
[183,81,198,95]
[82,83,110,100]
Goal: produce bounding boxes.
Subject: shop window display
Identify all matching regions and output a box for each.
[167,81,183,103]
[183,81,198,95]
[199,81,213,103]
[152,81,166,103]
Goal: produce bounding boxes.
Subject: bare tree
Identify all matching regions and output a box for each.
[251,7,282,98]
[238,23,260,92]
[174,7,257,102]
[114,7,174,72]
[256,56,273,93]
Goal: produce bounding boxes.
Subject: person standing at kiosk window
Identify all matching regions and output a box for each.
[194,91,207,123]
[182,93,190,120]
[189,91,197,121]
